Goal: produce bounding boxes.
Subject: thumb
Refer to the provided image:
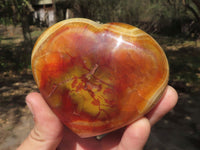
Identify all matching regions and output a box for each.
[17,92,63,150]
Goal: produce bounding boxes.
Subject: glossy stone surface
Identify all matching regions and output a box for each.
[31,18,169,138]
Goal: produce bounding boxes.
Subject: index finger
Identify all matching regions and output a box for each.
[146,85,178,126]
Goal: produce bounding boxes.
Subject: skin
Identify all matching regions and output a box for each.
[17,85,178,150]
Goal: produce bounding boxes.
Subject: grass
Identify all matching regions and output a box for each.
[0,25,46,72]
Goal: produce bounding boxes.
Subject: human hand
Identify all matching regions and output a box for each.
[17,85,178,150]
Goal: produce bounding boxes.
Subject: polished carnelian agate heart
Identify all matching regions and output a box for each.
[31,18,169,138]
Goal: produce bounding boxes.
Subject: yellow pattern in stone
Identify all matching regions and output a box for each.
[64,66,114,119]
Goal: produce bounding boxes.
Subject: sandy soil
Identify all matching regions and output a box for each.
[0,70,36,149]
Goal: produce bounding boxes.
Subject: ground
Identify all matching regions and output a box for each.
[0,25,200,150]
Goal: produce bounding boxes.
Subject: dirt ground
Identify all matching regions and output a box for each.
[0,25,200,150]
[0,71,36,149]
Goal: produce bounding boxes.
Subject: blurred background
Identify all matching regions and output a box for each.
[0,0,199,149]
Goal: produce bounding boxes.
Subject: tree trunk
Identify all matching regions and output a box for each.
[52,0,57,23]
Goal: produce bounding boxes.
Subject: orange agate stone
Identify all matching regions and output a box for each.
[31,18,169,138]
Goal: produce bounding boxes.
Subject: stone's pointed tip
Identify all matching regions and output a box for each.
[96,133,108,140]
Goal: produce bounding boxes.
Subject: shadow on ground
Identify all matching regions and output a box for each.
[0,71,38,149]
[145,45,200,150]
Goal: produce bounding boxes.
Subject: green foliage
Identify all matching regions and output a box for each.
[1,0,199,36]
[0,0,32,25]
[69,0,200,36]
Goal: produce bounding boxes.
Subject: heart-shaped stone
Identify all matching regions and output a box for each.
[31,18,169,138]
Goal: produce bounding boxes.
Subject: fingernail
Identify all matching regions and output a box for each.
[26,101,34,116]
